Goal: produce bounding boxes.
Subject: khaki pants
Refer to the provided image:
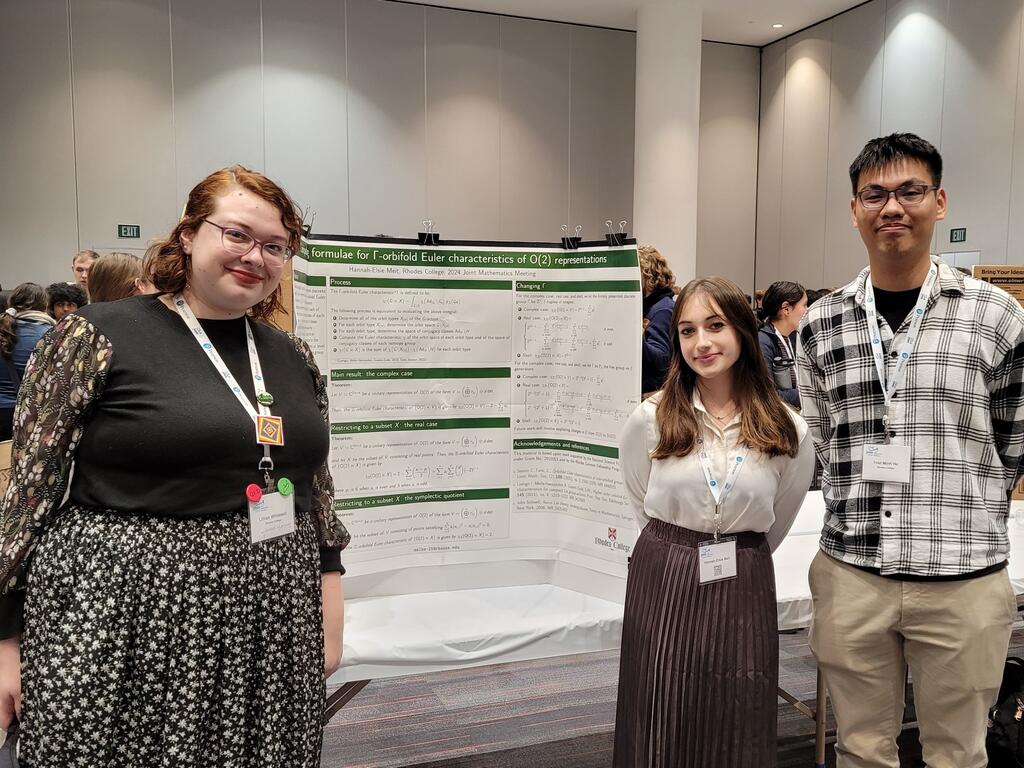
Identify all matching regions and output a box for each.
[808,551,1016,768]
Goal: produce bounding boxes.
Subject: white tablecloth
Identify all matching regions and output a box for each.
[334,493,1024,683]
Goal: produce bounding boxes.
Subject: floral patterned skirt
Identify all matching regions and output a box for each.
[19,505,325,768]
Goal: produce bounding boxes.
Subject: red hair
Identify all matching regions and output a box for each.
[146,166,303,322]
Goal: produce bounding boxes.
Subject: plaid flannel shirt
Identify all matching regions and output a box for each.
[797,257,1024,576]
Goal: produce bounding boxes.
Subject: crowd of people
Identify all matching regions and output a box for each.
[0,251,154,439]
[0,132,1018,768]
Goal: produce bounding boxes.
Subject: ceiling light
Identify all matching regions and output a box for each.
[772,23,784,28]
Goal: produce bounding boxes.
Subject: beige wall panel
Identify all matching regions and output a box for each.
[346,0,425,237]
[171,0,263,201]
[498,17,571,241]
[696,42,760,293]
[823,0,885,289]
[755,39,787,289]
[425,8,501,240]
[880,0,948,143]
[935,0,1021,262]
[569,26,635,242]
[0,0,79,286]
[71,0,176,253]
[1009,4,1024,263]
[263,0,348,235]
[779,23,833,290]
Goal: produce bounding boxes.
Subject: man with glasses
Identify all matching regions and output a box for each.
[797,133,1024,767]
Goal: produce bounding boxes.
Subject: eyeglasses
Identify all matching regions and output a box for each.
[855,184,939,210]
[201,219,295,262]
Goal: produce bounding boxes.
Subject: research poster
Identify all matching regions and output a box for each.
[293,236,642,581]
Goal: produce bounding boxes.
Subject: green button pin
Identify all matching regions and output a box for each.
[257,392,275,406]
[277,477,293,496]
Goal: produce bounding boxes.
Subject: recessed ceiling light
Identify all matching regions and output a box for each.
[772,23,784,28]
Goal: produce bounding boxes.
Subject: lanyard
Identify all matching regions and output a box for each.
[771,323,795,362]
[696,431,749,540]
[863,263,937,427]
[173,294,277,485]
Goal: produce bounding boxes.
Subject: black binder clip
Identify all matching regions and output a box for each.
[301,208,316,238]
[605,219,628,247]
[561,224,582,250]
[418,219,440,246]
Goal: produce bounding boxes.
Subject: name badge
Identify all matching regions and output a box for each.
[698,537,737,584]
[248,491,296,544]
[861,443,912,484]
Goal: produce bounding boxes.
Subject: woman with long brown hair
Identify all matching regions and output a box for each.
[614,276,815,767]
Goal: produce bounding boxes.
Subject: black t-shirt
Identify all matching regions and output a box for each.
[70,294,330,521]
[872,285,922,331]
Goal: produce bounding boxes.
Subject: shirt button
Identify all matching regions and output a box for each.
[884,510,892,518]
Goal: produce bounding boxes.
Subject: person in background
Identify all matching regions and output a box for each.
[87,252,153,303]
[0,166,349,766]
[615,276,815,767]
[806,287,831,307]
[45,282,87,321]
[638,245,678,397]
[71,249,98,294]
[0,284,55,440]
[0,292,11,314]
[798,132,1024,768]
[758,281,807,408]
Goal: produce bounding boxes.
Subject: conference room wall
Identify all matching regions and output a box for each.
[0,0,639,287]
[697,42,761,294]
[757,0,1024,290]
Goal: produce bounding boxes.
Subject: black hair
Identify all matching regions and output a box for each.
[46,282,88,316]
[759,281,805,323]
[849,133,943,194]
[0,292,10,314]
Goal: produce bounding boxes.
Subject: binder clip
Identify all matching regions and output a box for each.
[606,219,628,247]
[418,219,440,246]
[561,224,582,250]
[301,208,316,238]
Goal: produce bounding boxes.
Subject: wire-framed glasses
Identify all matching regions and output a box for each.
[855,184,938,210]
[202,219,295,262]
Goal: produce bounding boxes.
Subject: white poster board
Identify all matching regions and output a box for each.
[294,237,642,605]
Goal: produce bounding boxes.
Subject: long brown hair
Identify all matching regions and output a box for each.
[146,166,303,322]
[652,276,799,459]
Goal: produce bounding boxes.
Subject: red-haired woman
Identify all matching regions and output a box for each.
[614,276,815,767]
[0,167,349,766]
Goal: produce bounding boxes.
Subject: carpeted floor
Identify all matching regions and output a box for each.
[323,626,1021,767]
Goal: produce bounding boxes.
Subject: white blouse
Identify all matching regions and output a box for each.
[619,391,816,552]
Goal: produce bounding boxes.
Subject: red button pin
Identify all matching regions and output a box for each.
[246,483,263,503]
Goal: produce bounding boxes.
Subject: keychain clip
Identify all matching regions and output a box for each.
[259,455,275,490]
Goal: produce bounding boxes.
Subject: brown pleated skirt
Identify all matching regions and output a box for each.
[613,519,779,768]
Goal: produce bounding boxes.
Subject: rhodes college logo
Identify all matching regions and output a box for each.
[608,527,617,541]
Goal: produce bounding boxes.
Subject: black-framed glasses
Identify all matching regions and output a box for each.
[855,183,939,210]
[202,219,295,262]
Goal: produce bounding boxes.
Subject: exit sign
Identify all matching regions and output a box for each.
[950,227,967,243]
[117,224,141,239]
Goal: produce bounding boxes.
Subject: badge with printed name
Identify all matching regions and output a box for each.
[861,443,912,484]
[248,490,296,544]
[256,415,285,446]
[698,537,738,584]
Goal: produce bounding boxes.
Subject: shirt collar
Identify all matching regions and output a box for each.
[844,254,964,309]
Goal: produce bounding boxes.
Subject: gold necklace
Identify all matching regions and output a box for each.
[706,402,738,423]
